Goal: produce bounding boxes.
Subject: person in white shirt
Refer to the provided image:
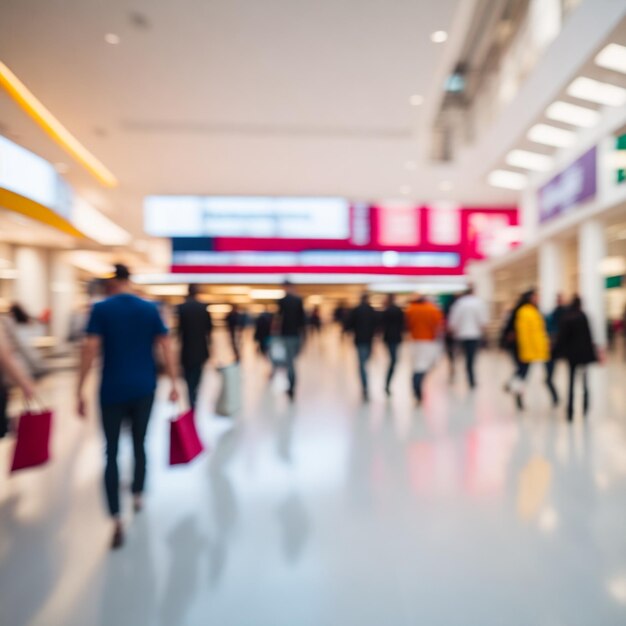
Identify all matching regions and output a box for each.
[448,286,488,388]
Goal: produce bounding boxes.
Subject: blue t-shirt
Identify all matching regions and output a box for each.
[86,294,168,405]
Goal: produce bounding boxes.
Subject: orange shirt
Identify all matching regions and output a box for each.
[405,301,443,341]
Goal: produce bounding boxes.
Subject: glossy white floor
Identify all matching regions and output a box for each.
[1,329,626,626]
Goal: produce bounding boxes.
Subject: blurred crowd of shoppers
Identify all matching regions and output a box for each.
[0,263,614,553]
[500,289,598,420]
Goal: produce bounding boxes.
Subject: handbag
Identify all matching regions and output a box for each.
[10,406,53,472]
[169,409,204,465]
[215,363,241,417]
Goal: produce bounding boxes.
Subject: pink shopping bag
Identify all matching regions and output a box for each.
[10,409,53,473]
[169,409,204,465]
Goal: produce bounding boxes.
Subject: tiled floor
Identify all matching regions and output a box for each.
[1,329,626,626]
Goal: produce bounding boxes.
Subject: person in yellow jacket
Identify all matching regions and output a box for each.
[511,289,559,410]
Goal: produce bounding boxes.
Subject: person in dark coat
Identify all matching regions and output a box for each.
[177,284,213,408]
[346,293,378,401]
[226,304,242,361]
[554,295,597,421]
[254,309,273,357]
[381,294,404,395]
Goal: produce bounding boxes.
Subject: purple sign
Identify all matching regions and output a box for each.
[539,146,597,223]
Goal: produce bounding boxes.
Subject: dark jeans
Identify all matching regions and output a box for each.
[445,334,456,380]
[229,329,240,361]
[385,342,400,390]
[567,362,589,420]
[183,364,204,409]
[356,343,372,395]
[282,336,301,393]
[101,394,155,517]
[516,361,559,405]
[412,372,425,401]
[461,339,480,388]
[0,385,8,438]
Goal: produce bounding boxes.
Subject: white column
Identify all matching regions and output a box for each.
[50,252,77,345]
[578,219,607,347]
[538,240,565,313]
[14,247,49,318]
[519,187,539,246]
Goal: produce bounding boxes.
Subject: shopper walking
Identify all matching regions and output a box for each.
[381,294,404,396]
[177,284,213,409]
[443,295,458,382]
[448,286,488,388]
[0,323,36,438]
[554,296,598,421]
[405,296,443,403]
[76,265,180,549]
[254,309,273,357]
[346,294,378,401]
[511,289,559,410]
[226,304,242,361]
[277,281,306,400]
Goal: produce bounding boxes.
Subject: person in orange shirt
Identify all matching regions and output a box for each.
[404,296,444,403]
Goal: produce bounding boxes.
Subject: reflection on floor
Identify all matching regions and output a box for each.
[1,328,626,626]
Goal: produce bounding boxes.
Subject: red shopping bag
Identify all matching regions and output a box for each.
[10,409,53,473]
[169,409,204,465]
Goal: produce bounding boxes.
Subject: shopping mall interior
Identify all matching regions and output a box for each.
[1,1,626,625]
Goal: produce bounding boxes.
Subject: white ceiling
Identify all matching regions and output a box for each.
[0,0,521,237]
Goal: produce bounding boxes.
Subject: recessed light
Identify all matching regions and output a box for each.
[527,124,576,148]
[439,180,452,191]
[405,160,417,170]
[410,94,424,106]
[546,101,600,128]
[595,43,626,75]
[487,169,527,190]
[567,77,626,107]
[399,185,412,195]
[105,33,121,45]
[505,149,554,172]
[431,31,448,43]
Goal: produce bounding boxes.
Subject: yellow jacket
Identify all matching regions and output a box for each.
[515,304,550,363]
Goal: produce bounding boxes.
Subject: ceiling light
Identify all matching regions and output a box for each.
[567,77,626,107]
[249,289,286,300]
[405,160,417,170]
[399,185,412,195]
[487,169,527,190]
[546,101,600,128]
[144,285,188,297]
[439,180,453,191]
[505,149,554,172]
[105,33,120,45]
[595,43,626,75]
[527,124,576,148]
[409,94,424,106]
[0,62,118,187]
[431,31,448,43]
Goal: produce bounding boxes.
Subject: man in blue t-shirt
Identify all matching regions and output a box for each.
[77,264,179,549]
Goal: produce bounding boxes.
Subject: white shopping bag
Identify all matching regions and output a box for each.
[271,369,290,394]
[411,340,442,372]
[215,363,241,417]
[269,338,288,367]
